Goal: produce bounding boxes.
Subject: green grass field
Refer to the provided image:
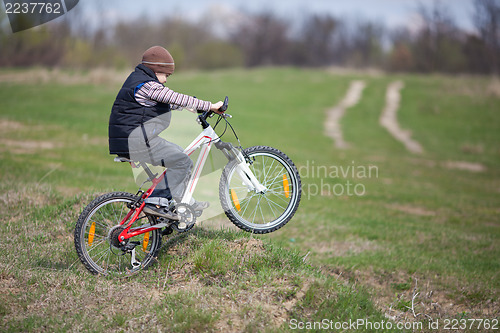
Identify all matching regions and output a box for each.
[0,68,499,332]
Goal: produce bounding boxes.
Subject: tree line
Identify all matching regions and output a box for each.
[0,0,498,74]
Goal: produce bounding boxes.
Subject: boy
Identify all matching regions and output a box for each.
[109,46,224,220]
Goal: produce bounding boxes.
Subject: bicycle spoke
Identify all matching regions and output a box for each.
[264,166,286,188]
[96,206,111,226]
[88,233,107,241]
[91,246,111,265]
[86,238,107,252]
[255,156,264,183]
[239,195,254,217]
[264,172,288,189]
[265,190,290,205]
[262,158,276,185]
[263,195,280,220]
[111,203,120,225]
[238,191,257,205]
[258,196,267,223]
[250,195,264,224]
[119,203,129,224]
[119,254,125,271]
[88,218,110,230]
[264,194,288,211]
[240,192,259,217]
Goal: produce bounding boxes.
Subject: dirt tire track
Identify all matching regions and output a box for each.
[380,81,423,154]
[324,80,366,149]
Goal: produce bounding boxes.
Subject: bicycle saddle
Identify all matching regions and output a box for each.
[114,156,132,163]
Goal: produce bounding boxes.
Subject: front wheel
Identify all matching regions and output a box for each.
[74,192,161,275]
[219,146,301,234]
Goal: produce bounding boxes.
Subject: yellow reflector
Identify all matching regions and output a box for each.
[231,189,241,211]
[142,232,150,252]
[283,174,290,198]
[88,222,96,246]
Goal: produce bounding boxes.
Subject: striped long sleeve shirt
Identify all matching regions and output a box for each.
[134,81,212,111]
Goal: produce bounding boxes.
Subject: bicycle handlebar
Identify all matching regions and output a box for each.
[197,96,229,129]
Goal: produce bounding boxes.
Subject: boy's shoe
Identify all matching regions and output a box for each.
[143,204,180,221]
[192,201,210,212]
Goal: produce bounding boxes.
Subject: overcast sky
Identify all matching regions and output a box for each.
[78,0,476,32]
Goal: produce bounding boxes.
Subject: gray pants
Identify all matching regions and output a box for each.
[130,136,193,205]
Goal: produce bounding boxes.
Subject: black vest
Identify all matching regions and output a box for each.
[108,64,171,158]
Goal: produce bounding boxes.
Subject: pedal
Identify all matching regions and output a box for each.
[121,241,140,251]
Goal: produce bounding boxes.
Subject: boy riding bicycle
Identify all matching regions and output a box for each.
[108,46,224,220]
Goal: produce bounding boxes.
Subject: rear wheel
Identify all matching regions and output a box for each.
[74,192,161,275]
[219,146,301,234]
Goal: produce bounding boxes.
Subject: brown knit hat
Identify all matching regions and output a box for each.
[142,46,175,75]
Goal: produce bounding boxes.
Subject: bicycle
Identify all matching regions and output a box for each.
[74,97,302,275]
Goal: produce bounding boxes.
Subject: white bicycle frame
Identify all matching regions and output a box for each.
[180,122,267,205]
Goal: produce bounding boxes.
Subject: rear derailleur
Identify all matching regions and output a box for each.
[109,231,142,269]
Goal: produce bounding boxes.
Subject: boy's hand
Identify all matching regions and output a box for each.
[210,101,224,113]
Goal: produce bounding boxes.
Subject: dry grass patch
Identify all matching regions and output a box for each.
[325,267,499,326]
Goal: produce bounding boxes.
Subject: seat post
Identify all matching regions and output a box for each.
[138,161,157,181]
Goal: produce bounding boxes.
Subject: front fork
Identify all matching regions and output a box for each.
[235,158,267,193]
[216,141,267,193]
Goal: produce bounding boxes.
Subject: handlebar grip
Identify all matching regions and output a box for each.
[219,96,229,112]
